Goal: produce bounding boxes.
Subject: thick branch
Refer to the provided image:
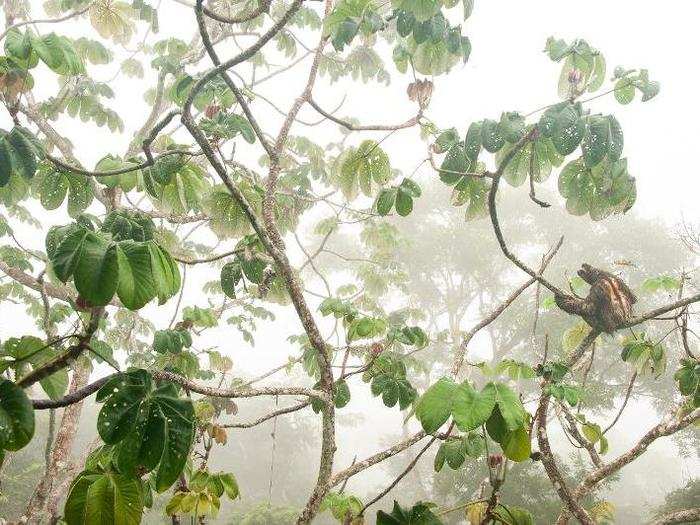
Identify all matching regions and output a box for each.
[651,508,700,525]
[33,371,325,409]
[18,309,102,389]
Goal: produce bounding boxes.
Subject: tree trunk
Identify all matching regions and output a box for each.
[20,364,91,524]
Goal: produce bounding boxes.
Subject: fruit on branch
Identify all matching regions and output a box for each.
[555,263,636,333]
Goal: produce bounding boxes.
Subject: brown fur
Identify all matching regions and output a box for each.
[555,263,636,333]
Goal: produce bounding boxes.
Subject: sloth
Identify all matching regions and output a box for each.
[555,263,637,333]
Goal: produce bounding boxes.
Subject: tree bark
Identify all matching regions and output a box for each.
[21,364,91,524]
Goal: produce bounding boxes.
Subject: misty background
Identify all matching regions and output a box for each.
[1,0,699,523]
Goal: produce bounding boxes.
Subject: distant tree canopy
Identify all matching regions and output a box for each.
[0,0,697,525]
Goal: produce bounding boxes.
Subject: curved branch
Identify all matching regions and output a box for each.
[328,431,428,488]
[486,131,567,297]
[535,390,595,525]
[556,407,700,524]
[450,236,563,377]
[183,0,304,119]
[307,97,421,131]
[194,0,275,158]
[18,309,103,389]
[223,400,310,428]
[0,3,92,42]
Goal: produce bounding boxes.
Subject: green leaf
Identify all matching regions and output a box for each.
[551,105,585,156]
[73,233,119,306]
[501,426,531,462]
[416,377,458,433]
[395,189,413,216]
[220,260,243,298]
[96,371,195,492]
[582,115,610,168]
[102,210,155,242]
[614,79,634,104]
[377,501,443,524]
[115,241,155,310]
[64,471,143,525]
[482,382,527,431]
[451,382,496,431]
[375,188,397,216]
[481,119,505,153]
[50,225,90,282]
[339,140,392,199]
[0,379,35,451]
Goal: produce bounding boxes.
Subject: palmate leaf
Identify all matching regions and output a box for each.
[416,377,459,433]
[48,223,180,309]
[64,471,143,525]
[89,0,137,45]
[377,501,443,525]
[30,33,85,75]
[96,371,195,492]
[338,140,392,199]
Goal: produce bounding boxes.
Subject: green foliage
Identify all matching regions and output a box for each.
[338,140,392,200]
[377,500,443,524]
[0,378,35,452]
[433,432,484,471]
[165,470,239,519]
[64,470,143,525]
[543,37,605,98]
[96,370,195,492]
[46,221,180,309]
[612,67,660,104]
[0,127,42,188]
[320,491,363,522]
[416,378,530,461]
[574,414,609,455]
[153,329,192,354]
[674,358,700,408]
[375,178,422,216]
[641,275,681,294]
[620,333,666,378]
[36,164,94,217]
[363,353,417,409]
[2,336,68,400]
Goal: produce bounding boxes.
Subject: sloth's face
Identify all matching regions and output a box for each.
[577,263,597,285]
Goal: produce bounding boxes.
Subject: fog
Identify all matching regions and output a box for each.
[1,0,699,523]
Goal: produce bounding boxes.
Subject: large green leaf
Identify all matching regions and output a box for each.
[73,232,119,306]
[501,426,531,462]
[415,377,458,433]
[64,471,143,525]
[0,379,35,451]
[377,501,443,524]
[115,241,156,310]
[551,105,585,156]
[96,371,195,492]
[451,382,496,431]
[339,140,392,199]
[51,226,91,282]
[482,382,527,431]
[0,127,41,187]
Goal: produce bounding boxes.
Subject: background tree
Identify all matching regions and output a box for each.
[0,0,697,524]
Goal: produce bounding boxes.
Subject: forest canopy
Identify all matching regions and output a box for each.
[0,0,698,524]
